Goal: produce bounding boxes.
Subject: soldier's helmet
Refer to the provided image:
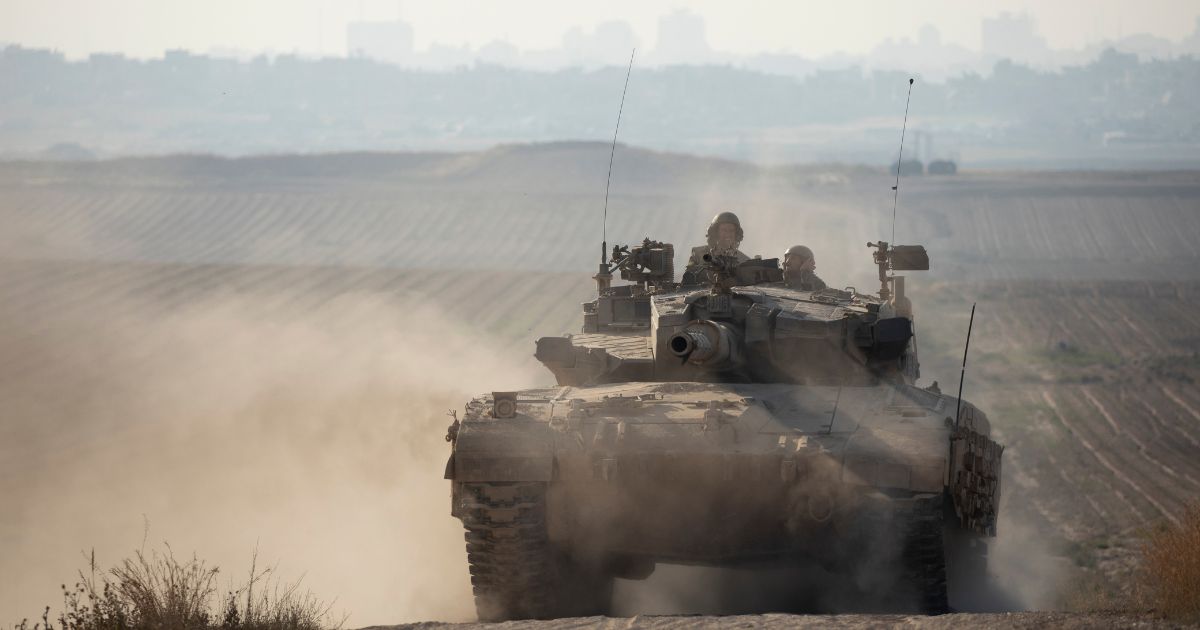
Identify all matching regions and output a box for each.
[706,211,744,248]
[783,245,814,261]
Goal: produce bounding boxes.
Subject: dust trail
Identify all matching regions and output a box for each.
[612,507,1062,615]
[0,277,542,626]
[977,506,1068,611]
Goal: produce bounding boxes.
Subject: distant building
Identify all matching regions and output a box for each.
[477,40,520,67]
[347,19,414,65]
[891,159,924,176]
[654,10,712,65]
[981,13,1051,66]
[1180,16,1200,55]
[864,24,985,80]
[561,20,638,67]
[927,160,957,175]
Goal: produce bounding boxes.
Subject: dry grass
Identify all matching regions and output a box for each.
[13,545,342,630]
[1140,504,1200,621]
[1059,571,1130,614]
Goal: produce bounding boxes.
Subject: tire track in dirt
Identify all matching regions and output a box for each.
[1159,387,1200,448]
[1162,386,1200,418]
[1040,389,1147,527]
[1041,450,1109,537]
[1008,388,1115,537]
[1041,389,1176,526]
[1081,388,1200,499]
[1127,392,1200,487]
[1104,297,1159,357]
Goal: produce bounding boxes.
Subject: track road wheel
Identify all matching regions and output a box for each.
[904,494,949,614]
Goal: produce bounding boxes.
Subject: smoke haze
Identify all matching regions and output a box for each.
[1,281,545,626]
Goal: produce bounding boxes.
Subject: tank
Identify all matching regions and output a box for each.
[443,238,1003,620]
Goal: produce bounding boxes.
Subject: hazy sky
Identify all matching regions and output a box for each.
[3,0,1199,59]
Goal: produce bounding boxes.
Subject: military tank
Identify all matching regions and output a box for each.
[443,238,1003,620]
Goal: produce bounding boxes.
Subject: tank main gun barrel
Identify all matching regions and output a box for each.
[668,320,742,368]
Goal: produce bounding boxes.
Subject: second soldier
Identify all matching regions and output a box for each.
[782,245,827,291]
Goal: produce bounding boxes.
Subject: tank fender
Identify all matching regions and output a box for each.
[449,421,555,482]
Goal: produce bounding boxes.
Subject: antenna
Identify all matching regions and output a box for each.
[827,386,843,435]
[601,48,636,266]
[953,302,977,430]
[891,77,914,244]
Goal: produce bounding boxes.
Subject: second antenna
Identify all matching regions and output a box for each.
[601,49,636,267]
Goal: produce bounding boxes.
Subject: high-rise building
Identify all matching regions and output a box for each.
[347,19,415,65]
[981,13,1050,65]
[655,10,712,65]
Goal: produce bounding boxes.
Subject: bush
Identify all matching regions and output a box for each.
[14,545,342,630]
[1141,504,1200,621]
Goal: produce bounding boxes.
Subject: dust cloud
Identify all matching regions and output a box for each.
[0,282,543,626]
[968,497,1068,611]
[611,512,1059,615]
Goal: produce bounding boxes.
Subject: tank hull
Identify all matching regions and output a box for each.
[446,381,1000,617]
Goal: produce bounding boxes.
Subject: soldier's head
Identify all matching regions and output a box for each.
[783,245,816,279]
[706,211,743,251]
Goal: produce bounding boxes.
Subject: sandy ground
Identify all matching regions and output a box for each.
[366,611,1194,629]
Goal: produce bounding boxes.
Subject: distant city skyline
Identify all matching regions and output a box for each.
[4,0,1199,65]
[340,9,1200,79]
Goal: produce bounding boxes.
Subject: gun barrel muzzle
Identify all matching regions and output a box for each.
[668,320,740,367]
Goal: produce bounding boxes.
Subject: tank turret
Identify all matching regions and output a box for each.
[539,240,924,387]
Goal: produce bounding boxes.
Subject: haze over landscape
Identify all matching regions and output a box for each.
[7,0,1200,68]
[4,1,1200,167]
[3,1,1200,628]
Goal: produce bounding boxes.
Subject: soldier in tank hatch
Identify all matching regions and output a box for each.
[686,211,750,269]
[782,244,827,291]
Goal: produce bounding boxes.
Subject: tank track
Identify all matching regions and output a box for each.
[903,494,949,614]
[456,481,613,620]
[830,493,950,614]
[458,482,553,621]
